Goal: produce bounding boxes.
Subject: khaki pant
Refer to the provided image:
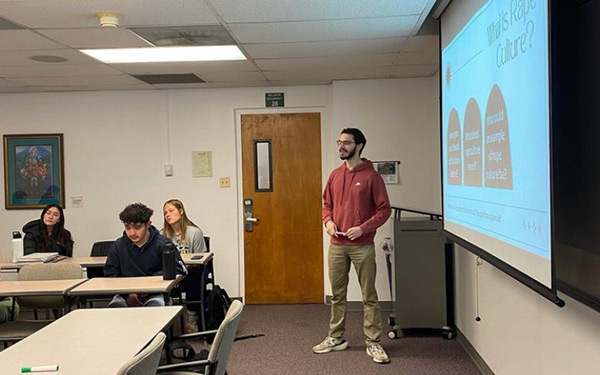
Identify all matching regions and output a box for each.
[328,243,382,345]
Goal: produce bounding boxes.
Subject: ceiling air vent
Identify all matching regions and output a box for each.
[132,74,205,85]
[130,25,237,47]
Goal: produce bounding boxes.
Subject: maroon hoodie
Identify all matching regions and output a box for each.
[322,159,391,246]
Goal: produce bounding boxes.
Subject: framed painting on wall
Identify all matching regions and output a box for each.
[3,133,65,209]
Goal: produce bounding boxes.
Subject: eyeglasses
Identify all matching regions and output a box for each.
[336,140,355,146]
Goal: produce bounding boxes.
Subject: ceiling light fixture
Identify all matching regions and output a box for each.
[80,46,246,63]
[95,11,121,28]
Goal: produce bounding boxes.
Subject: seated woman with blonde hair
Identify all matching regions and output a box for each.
[162,199,206,254]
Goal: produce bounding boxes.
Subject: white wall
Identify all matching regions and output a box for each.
[0,85,330,295]
[0,77,440,303]
[455,248,600,375]
[328,77,441,301]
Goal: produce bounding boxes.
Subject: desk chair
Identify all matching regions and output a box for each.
[0,263,83,347]
[116,332,166,375]
[158,300,243,375]
[88,240,114,278]
[17,262,83,317]
[85,240,114,307]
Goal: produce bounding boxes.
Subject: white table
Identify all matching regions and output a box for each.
[67,275,183,297]
[0,306,182,375]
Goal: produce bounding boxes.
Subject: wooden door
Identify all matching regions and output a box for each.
[241,113,323,304]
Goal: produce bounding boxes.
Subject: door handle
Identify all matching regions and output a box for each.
[244,198,257,232]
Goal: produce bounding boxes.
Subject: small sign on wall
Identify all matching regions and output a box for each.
[265,92,284,107]
[71,196,83,208]
[373,161,400,184]
[192,151,212,177]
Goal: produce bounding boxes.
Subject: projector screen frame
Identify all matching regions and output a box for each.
[437,0,564,308]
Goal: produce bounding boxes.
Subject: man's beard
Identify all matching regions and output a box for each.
[339,147,356,160]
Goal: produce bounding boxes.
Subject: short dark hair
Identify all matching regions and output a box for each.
[119,203,153,224]
[341,128,367,155]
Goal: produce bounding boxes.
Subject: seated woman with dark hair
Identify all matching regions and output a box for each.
[22,204,74,257]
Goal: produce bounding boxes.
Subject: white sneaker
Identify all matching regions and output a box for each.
[366,343,390,363]
[312,336,348,354]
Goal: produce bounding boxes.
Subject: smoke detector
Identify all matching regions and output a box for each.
[95,11,121,28]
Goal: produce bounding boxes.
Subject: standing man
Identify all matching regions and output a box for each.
[104,202,186,307]
[312,128,392,364]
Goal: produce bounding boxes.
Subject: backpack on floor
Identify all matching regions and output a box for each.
[205,285,232,330]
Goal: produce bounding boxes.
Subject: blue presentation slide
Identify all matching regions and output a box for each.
[442,0,551,258]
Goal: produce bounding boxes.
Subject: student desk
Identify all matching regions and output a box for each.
[0,306,182,375]
[0,279,87,319]
[181,252,213,265]
[0,257,106,273]
[67,275,183,305]
[0,253,212,271]
[0,279,86,298]
[61,256,107,268]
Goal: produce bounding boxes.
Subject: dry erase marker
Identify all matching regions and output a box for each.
[21,365,59,373]
[335,231,346,236]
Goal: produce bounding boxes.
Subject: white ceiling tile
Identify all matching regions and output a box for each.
[394,51,439,65]
[0,64,124,78]
[0,0,219,29]
[9,74,145,87]
[0,49,98,66]
[403,35,439,52]
[40,84,155,92]
[243,37,406,59]
[38,28,152,49]
[0,78,26,87]
[0,30,65,50]
[111,60,257,75]
[0,0,439,92]
[152,81,271,89]
[267,80,331,86]
[389,64,438,77]
[229,16,418,43]
[256,54,397,71]
[210,0,429,22]
[0,86,45,93]
[264,66,390,81]
[198,70,266,83]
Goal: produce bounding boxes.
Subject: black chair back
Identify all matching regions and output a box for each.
[88,240,114,278]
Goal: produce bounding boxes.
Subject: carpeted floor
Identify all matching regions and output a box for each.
[221,304,481,375]
[4,304,482,374]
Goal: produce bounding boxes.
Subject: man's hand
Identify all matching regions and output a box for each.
[345,226,363,241]
[126,293,142,307]
[325,220,338,237]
